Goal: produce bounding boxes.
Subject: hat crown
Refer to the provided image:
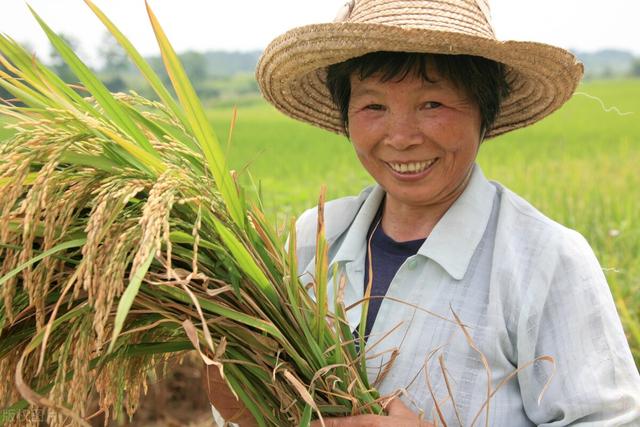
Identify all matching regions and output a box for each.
[347,0,495,39]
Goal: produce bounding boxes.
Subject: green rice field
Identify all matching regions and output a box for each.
[209,78,640,365]
[1,78,638,367]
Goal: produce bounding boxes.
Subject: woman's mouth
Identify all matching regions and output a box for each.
[386,158,438,175]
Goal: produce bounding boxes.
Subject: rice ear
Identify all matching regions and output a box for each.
[0,3,383,425]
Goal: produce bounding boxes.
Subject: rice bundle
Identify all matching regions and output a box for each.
[0,2,381,426]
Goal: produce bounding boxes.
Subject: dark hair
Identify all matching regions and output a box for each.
[325,51,511,137]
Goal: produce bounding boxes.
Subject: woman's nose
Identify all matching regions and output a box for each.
[383,112,424,150]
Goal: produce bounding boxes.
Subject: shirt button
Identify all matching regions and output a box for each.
[407,258,417,270]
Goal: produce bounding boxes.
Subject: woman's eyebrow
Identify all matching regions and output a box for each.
[350,87,383,98]
[351,82,445,99]
[420,79,445,89]
[351,82,384,96]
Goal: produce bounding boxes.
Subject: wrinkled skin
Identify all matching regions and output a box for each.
[347,68,482,241]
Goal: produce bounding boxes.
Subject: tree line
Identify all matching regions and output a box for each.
[1,34,639,105]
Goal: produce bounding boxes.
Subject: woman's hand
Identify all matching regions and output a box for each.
[310,398,434,426]
[203,363,258,427]
[204,367,432,427]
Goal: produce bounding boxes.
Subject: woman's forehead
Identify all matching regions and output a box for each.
[350,72,451,96]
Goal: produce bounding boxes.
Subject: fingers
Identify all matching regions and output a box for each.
[311,415,381,426]
[386,398,436,427]
[311,411,435,427]
[204,368,430,427]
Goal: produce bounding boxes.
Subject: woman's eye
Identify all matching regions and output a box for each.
[422,101,442,109]
[364,104,385,111]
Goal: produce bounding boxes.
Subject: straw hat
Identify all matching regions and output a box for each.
[256,0,584,138]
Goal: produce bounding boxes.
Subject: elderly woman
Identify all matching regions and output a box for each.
[207,0,640,425]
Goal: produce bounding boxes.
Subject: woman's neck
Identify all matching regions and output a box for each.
[380,171,472,242]
[380,200,445,242]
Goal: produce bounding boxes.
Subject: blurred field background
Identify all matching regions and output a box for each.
[1,43,639,424]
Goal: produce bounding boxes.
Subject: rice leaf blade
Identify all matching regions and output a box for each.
[83,0,188,126]
[300,403,313,427]
[107,250,156,353]
[0,34,87,109]
[28,6,161,160]
[315,187,328,345]
[212,217,280,308]
[144,1,244,227]
[0,239,86,286]
[25,304,92,353]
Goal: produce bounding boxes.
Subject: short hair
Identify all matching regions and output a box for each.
[325,51,511,138]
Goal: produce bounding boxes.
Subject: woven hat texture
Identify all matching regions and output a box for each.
[256,0,584,138]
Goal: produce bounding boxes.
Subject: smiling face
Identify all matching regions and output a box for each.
[347,68,483,214]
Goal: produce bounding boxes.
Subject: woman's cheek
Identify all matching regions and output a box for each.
[349,115,373,140]
[353,113,386,137]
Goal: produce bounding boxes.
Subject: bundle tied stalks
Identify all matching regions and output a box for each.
[0,2,382,426]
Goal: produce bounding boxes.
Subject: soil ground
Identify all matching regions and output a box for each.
[89,353,216,427]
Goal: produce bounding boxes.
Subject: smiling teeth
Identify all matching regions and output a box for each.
[388,159,436,174]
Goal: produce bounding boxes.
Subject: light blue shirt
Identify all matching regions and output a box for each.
[295,164,640,426]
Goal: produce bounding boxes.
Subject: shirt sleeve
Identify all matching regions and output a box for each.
[517,229,640,426]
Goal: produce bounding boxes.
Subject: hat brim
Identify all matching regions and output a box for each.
[256,23,584,138]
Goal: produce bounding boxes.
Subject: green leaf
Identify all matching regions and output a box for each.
[83,0,188,127]
[335,302,358,363]
[0,172,37,188]
[1,30,157,176]
[315,188,329,345]
[225,365,269,427]
[59,151,120,172]
[212,217,280,309]
[28,6,165,175]
[144,2,244,227]
[0,65,49,109]
[155,284,281,339]
[300,403,313,427]
[25,304,92,353]
[168,230,217,250]
[123,341,193,356]
[0,34,88,110]
[118,101,201,156]
[0,239,86,287]
[107,250,155,353]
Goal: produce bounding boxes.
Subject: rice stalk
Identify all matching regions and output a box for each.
[0,2,381,426]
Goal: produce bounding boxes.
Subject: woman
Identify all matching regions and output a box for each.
[207,0,640,425]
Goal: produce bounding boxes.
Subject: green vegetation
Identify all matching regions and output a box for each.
[0,3,378,426]
[0,124,12,140]
[3,79,638,366]
[210,79,640,364]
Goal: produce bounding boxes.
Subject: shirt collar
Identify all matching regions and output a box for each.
[331,184,385,265]
[330,164,496,281]
[418,164,496,280]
